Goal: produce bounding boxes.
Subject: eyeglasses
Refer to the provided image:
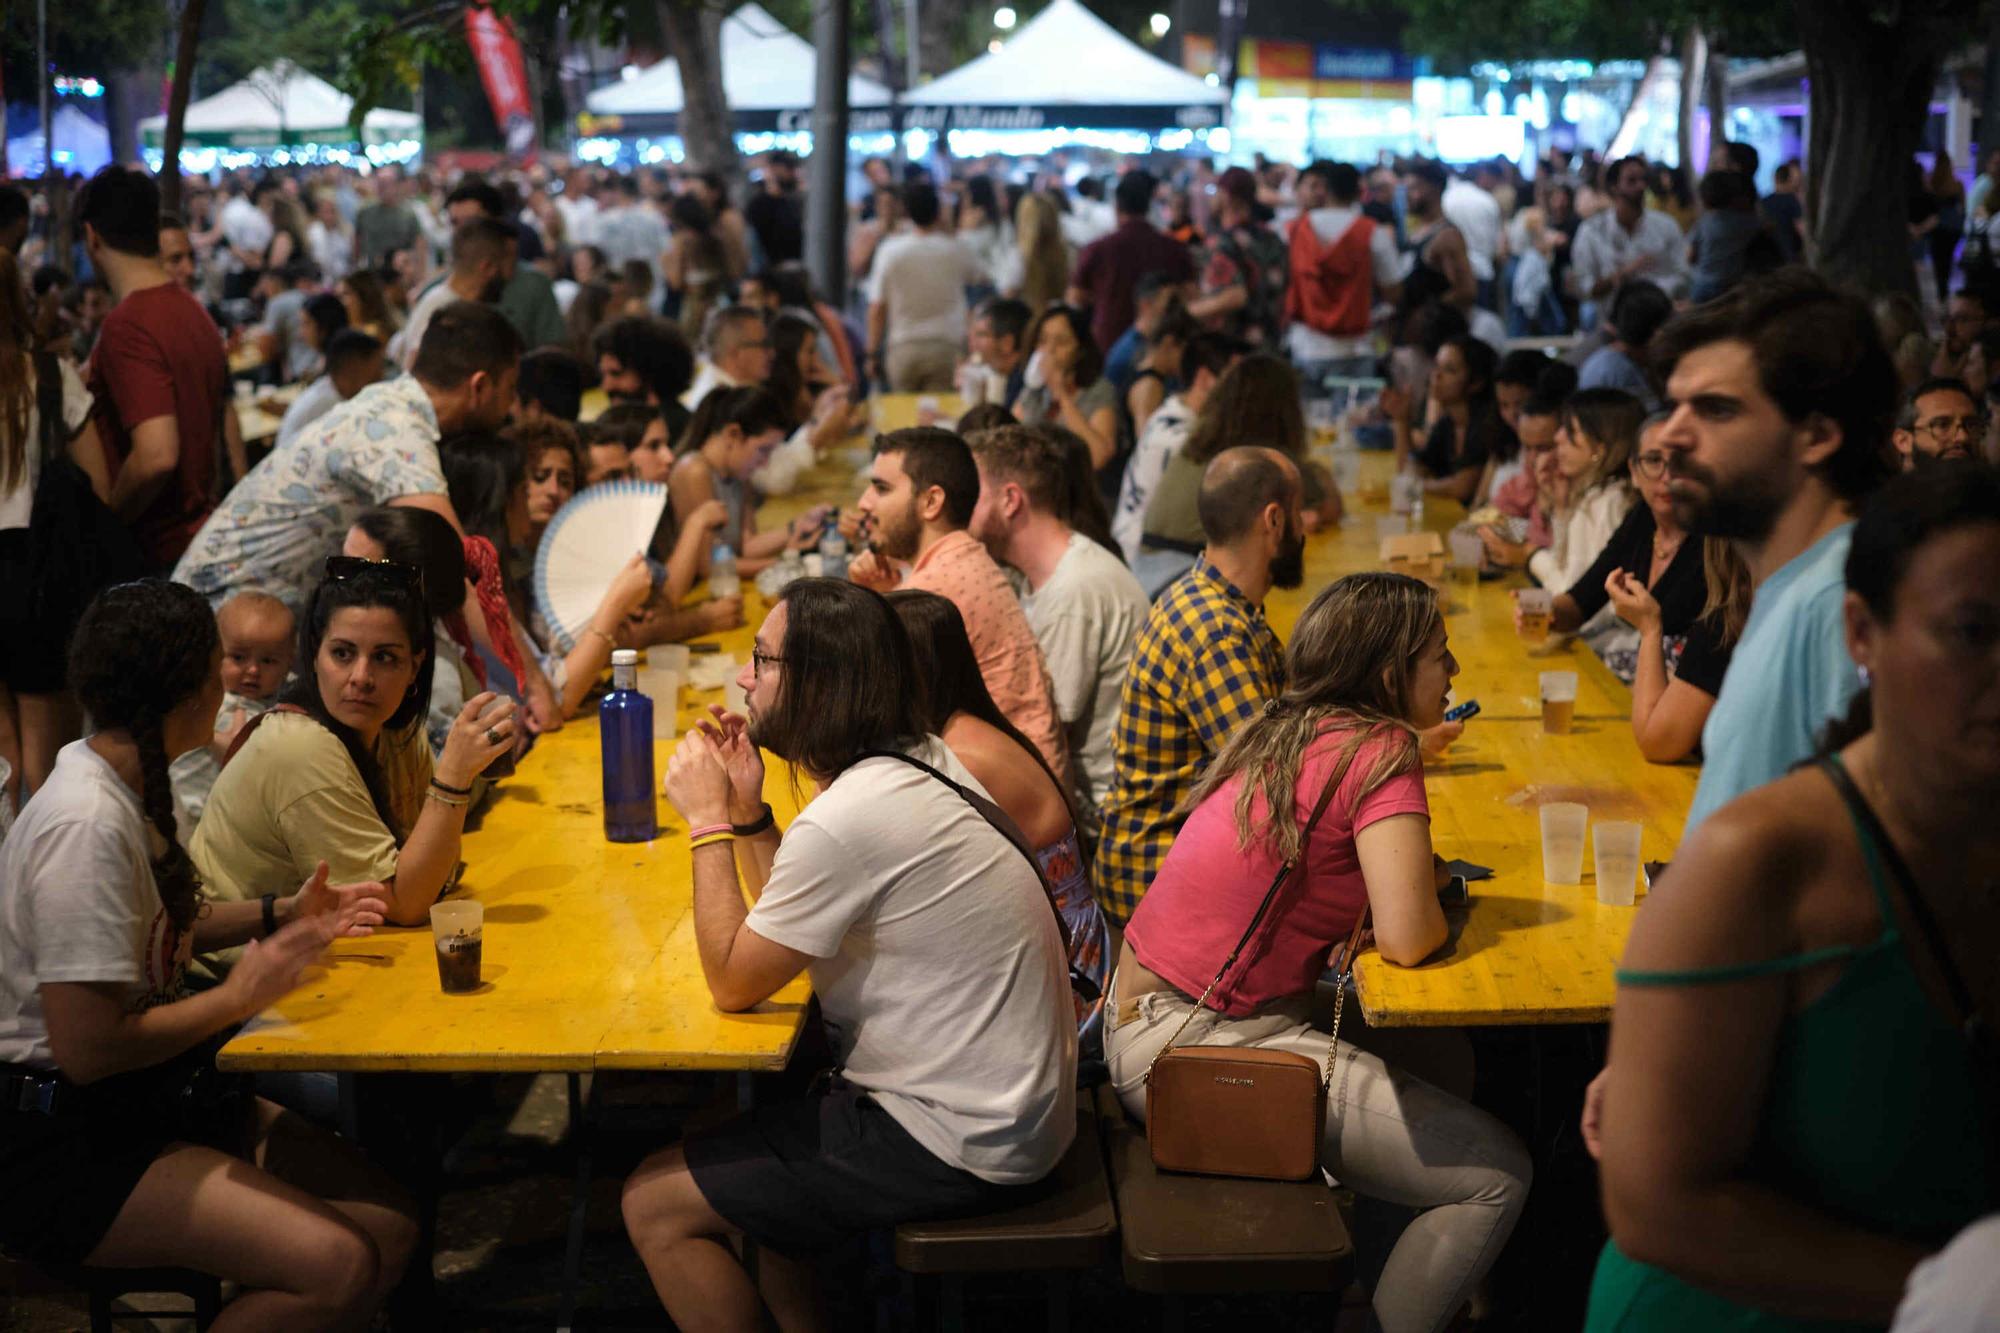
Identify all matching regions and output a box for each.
[325,555,425,593]
[751,646,787,677]
[1631,453,1669,479]
[1915,415,1988,441]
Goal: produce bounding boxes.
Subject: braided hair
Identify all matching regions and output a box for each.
[67,580,221,932]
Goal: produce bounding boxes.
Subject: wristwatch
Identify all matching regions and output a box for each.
[260,893,279,937]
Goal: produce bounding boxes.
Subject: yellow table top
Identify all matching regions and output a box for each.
[220,410,1672,1072]
[218,594,812,1074]
[1275,456,1695,1027]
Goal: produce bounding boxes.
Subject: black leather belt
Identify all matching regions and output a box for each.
[1,1068,71,1115]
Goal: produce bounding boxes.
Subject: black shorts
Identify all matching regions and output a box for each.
[0,1061,248,1264]
[682,1078,1040,1258]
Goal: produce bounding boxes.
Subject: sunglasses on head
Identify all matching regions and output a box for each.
[324,555,426,594]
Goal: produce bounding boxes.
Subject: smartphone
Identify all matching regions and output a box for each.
[1438,874,1470,907]
[1444,699,1481,723]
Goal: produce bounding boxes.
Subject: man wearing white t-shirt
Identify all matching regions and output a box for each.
[968,425,1150,821]
[867,180,984,392]
[1443,172,1504,309]
[626,578,1075,1329]
[391,218,513,373]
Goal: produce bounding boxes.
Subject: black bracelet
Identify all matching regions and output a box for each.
[430,776,473,797]
[731,803,776,837]
[260,893,278,938]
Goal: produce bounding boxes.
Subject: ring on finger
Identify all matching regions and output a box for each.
[486,725,507,746]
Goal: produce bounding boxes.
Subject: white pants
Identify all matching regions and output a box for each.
[1104,972,1532,1333]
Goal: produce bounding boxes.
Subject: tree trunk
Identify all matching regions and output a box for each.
[160,0,211,213]
[1678,25,1706,174]
[1795,0,1969,295]
[656,0,740,192]
[105,65,163,167]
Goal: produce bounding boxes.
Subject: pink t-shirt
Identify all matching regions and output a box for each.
[1125,724,1429,1016]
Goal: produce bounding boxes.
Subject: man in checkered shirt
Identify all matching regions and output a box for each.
[1096,448,1304,923]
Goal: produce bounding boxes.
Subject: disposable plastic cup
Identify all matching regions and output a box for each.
[1330,449,1361,497]
[636,667,680,739]
[1376,515,1409,540]
[723,678,748,714]
[429,901,484,994]
[1539,802,1589,885]
[1540,670,1579,735]
[1449,531,1484,583]
[1517,588,1554,646]
[1593,821,1643,907]
[649,644,691,676]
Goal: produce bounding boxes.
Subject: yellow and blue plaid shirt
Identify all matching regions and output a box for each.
[1095,557,1284,924]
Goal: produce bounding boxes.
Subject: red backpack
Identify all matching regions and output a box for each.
[1283,211,1376,338]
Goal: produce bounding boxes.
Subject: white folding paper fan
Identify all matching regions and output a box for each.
[532,480,669,653]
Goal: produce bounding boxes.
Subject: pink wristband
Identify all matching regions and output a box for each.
[687,823,733,841]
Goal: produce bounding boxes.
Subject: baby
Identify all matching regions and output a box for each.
[171,592,296,840]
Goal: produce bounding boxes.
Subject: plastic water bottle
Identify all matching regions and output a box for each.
[600,649,657,843]
[819,524,849,582]
[709,543,740,601]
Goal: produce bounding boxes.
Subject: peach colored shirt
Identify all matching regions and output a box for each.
[908,531,1071,787]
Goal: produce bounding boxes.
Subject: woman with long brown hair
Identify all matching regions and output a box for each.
[1106,573,1530,1333]
[1132,353,1334,594]
[1011,191,1070,314]
[0,248,112,812]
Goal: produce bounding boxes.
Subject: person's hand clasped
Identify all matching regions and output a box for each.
[1604,569,1662,632]
[663,726,733,828]
[440,691,517,787]
[698,596,744,632]
[846,549,899,592]
[696,705,767,822]
[1378,384,1411,424]
[688,498,730,535]
[287,860,390,939]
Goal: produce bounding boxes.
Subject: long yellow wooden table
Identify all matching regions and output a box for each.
[1270,456,1697,1028]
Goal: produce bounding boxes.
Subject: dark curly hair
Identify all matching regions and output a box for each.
[68,580,220,931]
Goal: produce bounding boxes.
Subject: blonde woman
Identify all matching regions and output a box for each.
[1107,573,1530,1333]
[1008,192,1070,313]
[1526,388,1640,593]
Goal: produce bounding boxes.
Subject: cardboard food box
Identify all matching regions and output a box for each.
[1380,531,1450,583]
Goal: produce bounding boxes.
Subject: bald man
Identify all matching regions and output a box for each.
[1095,448,1303,922]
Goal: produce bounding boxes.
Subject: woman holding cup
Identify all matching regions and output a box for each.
[1587,463,2000,1330]
[191,558,519,954]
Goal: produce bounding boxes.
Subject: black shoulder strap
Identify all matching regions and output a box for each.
[33,351,64,469]
[858,747,1073,952]
[1817,754,1981,1027]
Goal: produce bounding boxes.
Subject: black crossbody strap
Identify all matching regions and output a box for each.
[33,351,64,470]
[857,747,1074,953]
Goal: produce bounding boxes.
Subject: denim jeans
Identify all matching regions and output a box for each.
[1105,973,1531,1333]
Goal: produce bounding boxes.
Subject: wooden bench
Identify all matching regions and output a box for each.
[2,1258,222,1331]
[893,1102,1117,1332]
[1095,1084,1354,1327]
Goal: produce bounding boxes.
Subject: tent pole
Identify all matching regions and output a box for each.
[38,0,51,176]
[903,0,920,95]
[807,0,850,305]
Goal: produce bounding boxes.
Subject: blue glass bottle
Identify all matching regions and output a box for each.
[600,649,657,842]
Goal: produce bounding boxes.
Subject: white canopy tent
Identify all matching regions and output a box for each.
[7,104,113,177]
[139,62,421,151]
[905,0,1228,133]
[584,3,893,136]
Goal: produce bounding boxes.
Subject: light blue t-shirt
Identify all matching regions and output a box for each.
[1578,344,1659,412]
[1682,523,1859,841]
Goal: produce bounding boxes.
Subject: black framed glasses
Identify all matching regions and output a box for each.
[751,646,787,677]
[1632,453,1669,479]
[325,555,425,593]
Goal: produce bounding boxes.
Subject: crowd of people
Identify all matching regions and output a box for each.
[0,134,1995,1333]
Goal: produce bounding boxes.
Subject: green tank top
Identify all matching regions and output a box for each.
[1584,754,1996,1333]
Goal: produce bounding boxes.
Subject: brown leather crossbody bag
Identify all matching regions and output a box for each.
[1143,754,1370,1180]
